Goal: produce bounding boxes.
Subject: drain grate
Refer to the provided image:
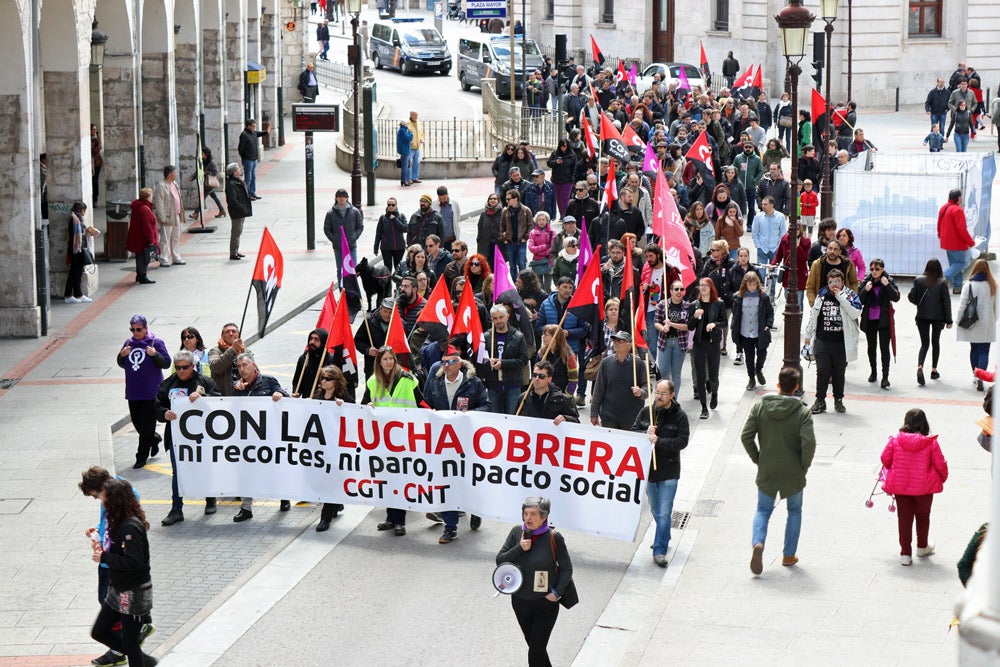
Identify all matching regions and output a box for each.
[0,378,19,389]
[671,511,690,529]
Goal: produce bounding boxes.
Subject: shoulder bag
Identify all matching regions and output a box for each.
[206,173,221,190]
[549,530,579,609]
[959,290,979,329]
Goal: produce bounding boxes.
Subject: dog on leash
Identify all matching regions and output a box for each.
[357,257,393,311]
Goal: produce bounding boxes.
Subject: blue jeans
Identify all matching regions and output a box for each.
[931,112,947,133]
[399,153,411,183]
[407,149,422,180]
[756,249,777,296]
[752,489,803,558]
[970,342,991,372]
[517,242,527,274]
[954,132,970,153]
[500,243,519,280]
[646,478,678,556]
[944,249,969,290]
[489,387,521,415]
[440,510,461,531]
[242,159,257,196]
[657,338,686,395]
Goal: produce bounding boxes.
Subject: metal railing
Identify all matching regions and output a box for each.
[482,81,564,153]
[314,59,355,93]
[375,118,490,160]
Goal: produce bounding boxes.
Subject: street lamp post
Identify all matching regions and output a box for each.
[774,0,814,375]
[347,0,363,208]
[819,0,837,220]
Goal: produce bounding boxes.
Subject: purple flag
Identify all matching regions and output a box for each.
[340,228,362,321]
[642,140,658,174]
[677,67,691,92]
[577,217,593,286]
[627,63,636,87]
[492,245,516,296]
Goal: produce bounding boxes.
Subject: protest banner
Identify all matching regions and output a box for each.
[172,397,651,541]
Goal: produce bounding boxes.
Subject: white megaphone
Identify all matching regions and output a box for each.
[492,563,523,595]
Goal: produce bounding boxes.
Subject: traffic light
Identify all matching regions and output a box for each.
[811,61,823,88]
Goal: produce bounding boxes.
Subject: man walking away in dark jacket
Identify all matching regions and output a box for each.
[741,367,815,576]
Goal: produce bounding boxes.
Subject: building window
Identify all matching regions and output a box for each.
[908,0,942,36]
[546,0,553,20]
[601,0,614,24]
[714,0,729,31]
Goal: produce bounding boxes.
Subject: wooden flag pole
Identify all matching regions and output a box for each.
[515,308,570,416]
[238,282,253,337]
[293,362,306,397]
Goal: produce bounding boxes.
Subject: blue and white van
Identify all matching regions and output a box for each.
[370,18,451,75]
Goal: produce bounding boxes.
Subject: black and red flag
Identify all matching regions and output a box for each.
[415,277,456,344]
[599,112,631,165]
[590,36,605,67]
[326,291,359,388]
[451,280,488,363]
[685,130,716,178]
[315,281,337,334]
[699,41,711,86]
[731,63,756,100]
[250,227,283,338]
[567,245,605,350]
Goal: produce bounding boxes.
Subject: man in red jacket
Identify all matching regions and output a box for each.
[937,188,976,294]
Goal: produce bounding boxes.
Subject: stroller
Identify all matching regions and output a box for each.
[865,466,896,512]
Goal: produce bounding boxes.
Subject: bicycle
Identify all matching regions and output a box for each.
[751,261,786,307]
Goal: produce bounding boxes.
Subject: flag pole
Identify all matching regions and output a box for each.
[516,308,570,416]
[238,282,253,337]
[629,289,638,388]
[307,360,323,399]
[293,364,306,397]
[646,343,658,471]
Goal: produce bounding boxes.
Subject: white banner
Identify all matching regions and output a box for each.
[172,397,651,541]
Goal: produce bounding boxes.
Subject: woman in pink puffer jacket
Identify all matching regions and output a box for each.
[881,408,949,566]
[527,211,556,292]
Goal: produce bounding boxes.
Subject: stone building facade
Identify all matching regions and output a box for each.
[0,0,306,337]
[532,0,996,107]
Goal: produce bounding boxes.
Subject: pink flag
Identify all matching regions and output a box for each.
[652,166,697,288]
[492,245,516,296]
[642,141,659,174]
[577,217,593,286]
[677,66,691,92]
[627,63,637,87]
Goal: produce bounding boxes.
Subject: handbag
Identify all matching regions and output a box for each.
[206,174,221,190]
[395,157,403,168]
[144,244,159,264]
[106,581,153,616]
[778,116,793,128]
[81,242,96,266]
[549,531,579,609]
[959,292,979,329]
[583,354,601,381]
[530,258,552,276]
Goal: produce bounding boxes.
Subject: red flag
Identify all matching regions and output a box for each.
[385,303,413,369]
[621,238,635,301]
[616,61,628,86]
[315,281,337,334]
[588,79,599,105]
[600,113,631,164]
[250,227,283,338]
[567,245,605,325]
[603,158,618,212]
[622,122,646,152]
[590,36,605,66]
[451,280,488,363]
[811,88,827,137]
[415,276,455,342]
[731,63,755,100]
[633,289,648,350]
[581,116,597,160]
[652,166,697,288]
[699,42,710,73]
[685,131,715,177]
[326,291,359,382]
[752,64,762,90]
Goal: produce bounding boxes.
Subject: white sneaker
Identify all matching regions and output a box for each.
[916,543,935,558]
[900,555,912,566]
[64,296,80,303]
[79,295,93,303]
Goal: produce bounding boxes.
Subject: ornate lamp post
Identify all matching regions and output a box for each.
[819,0,838,220]
[347,0,363,207]
[774,0,814,374]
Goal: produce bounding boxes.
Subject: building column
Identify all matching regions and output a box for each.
[203,27,224,166]
[174,41,200,207]
[141,52,177,187]
[224,15,245,164]
[43,69,91,288]
[280,2,303,116]
[259,9,279,149]
[100,54,140,207]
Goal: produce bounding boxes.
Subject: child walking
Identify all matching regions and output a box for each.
[923,124,946,152]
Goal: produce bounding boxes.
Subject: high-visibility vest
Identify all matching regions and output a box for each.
[367,372,420,408]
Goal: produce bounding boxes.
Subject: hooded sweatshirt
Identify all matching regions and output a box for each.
[116,332,171,401]
[292,328,335,396]
[741,393,816,498]
[880,431,948,496]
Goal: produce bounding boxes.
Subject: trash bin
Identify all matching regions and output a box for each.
[105,201,130,262]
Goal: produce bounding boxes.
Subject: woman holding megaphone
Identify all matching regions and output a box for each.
[496,496,577,666]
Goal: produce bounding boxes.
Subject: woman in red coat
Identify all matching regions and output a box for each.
[126,188,159,284]
[880,409,949,566]
[773,223,811,311]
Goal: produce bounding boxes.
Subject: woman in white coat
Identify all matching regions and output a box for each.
[957,259,998,391]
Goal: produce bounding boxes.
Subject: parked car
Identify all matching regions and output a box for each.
[370,18,451,75]
[634,62,706,95]
[458,35,546,98]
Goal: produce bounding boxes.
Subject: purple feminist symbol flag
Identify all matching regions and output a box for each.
[577,217,593,286]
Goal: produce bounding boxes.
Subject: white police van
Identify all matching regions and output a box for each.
[458,35,546,98]
[370,18,451,75]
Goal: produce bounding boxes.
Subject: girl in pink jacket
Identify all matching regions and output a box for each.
[881,408,949,566]
[527,211,556,292]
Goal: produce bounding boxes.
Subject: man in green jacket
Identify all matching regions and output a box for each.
[733,142,763,231]
[741,367,816,575]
